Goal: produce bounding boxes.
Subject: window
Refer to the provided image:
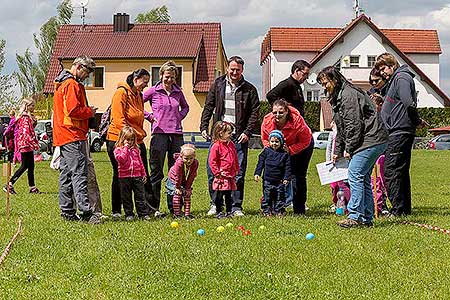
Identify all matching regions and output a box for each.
[368,56,376,67]
[350,56,360,67]
[151,66,183,87]
[84,67,104,88]
[214,68,222,78]
[318,132,329,141]
[307,90,320,102]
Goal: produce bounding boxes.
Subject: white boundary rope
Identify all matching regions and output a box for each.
[0,218,23,266]
[403,221,450,235]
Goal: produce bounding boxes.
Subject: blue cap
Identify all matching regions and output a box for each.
[268,129,284,145]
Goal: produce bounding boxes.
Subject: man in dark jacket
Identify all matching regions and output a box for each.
[376,52,423,216]
[200,56,260,216]
[266,60,311,116]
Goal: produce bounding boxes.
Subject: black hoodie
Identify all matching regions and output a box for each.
[380,65,421,136]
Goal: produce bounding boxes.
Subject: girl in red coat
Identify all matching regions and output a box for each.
[208,121,239,218]
[4,98,40,195]
[113,126,150,221]
[166,144,199,219]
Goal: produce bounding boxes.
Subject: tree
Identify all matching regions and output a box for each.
[0,39,18,113]
[135,5,170,23]
[15,0,73,98]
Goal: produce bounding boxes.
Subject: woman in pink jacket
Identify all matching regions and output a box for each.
[113,126,150,221]
[165,144,199,218]
[208,121,239,218]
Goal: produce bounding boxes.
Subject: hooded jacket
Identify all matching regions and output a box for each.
[380,65,421,136]
[167,153,199,190]
[254,147,291,183]
[113,145,147,178]
[143,81,189,135]
[331,82,388,157]
[53,70,93,146]
[261,105,312,155]
[106,82,147,144]
[200,74,260,137]
[209,140,239,191]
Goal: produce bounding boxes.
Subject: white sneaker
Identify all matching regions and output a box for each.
[154,210,166,218]
[125,215,134,222]
[233,210,245,217]
[305,204,310,211]
[328,204,336,213]
[207,205,217,216]
[111,213,121,220]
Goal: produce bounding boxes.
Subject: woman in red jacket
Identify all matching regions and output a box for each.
[261,99,314,215]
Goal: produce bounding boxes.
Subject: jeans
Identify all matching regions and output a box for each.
[207,138,248,212]
[384,134,414,216]
[262,181,286,214]
[347,143,387,224]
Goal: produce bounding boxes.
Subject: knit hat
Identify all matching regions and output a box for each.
[268,129,284,145]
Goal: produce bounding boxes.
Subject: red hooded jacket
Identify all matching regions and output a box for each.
[261,105,312,155]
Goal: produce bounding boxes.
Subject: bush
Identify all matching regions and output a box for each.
[416,107,450,137]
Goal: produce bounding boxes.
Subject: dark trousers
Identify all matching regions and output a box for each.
[10,151,35,186]
[213,190,233,214]
[119,177,149,217]
[384,134,414,216]
[107,141,154,214]
[290,138,314,214]
[207,139,248,212]
[149,133,184,212]
[262,181,286,214]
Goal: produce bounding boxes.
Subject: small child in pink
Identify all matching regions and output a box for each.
[208,121,239,218]
[166,144,199,219]
[113,126,150,220]
[372,154,388,215]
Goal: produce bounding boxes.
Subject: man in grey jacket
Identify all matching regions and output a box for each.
[375,53,424,216]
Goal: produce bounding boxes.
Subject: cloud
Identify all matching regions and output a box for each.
[1,0,450,98]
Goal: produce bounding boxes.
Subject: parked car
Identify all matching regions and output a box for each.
[312,131,331,149]
[35,120,103,152]
[427,134,450,150]
[183,132,210,148]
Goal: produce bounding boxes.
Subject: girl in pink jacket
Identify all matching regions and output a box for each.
[208,121,239,218]
[165,144,199,218]
[113,126,150,220]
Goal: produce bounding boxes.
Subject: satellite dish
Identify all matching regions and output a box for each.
[307,73,317,85]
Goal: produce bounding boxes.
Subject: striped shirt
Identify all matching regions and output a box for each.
[223,78,237,126]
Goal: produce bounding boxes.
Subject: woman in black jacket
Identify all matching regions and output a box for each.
[317,66,388,228]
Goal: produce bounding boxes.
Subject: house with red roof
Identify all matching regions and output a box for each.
[44,13,227,133]
[260,14,449,130]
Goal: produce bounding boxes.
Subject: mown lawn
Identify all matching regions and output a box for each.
[1,149,450,299]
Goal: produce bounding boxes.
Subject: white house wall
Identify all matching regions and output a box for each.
[306,21,444,107]
[407,53,440,86]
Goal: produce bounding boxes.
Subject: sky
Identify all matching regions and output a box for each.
[1,0,450,96]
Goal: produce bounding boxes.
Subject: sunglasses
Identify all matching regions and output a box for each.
[272,111,286,116]
[370,78,382,85]
[82,65,94,73]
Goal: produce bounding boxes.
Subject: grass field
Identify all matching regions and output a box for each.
[1,149,450,299]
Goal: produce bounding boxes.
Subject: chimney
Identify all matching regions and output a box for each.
[113,13,130,32]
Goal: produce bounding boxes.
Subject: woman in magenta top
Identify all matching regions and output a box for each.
[143,60,189,216]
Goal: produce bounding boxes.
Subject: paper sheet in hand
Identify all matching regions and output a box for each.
[316,158,349,185]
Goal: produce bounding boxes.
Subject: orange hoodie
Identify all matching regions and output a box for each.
[53,73,93,147]
[106,82,146,144]
[261,105,312,155]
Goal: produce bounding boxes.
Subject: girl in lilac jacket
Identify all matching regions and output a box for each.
[165,144,198,218]
[143,61,189,216]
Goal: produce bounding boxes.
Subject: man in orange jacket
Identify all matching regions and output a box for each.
[53,55,99,224]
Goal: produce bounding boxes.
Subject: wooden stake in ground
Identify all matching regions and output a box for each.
[372,164,378,219]
[3,162,12,217]
[0,218,22,266]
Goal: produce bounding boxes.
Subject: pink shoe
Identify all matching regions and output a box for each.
[29,186,41,194]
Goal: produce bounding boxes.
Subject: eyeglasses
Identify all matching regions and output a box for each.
[272,111,287,116]
[82,65,94,73]
[298,69,309,78]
